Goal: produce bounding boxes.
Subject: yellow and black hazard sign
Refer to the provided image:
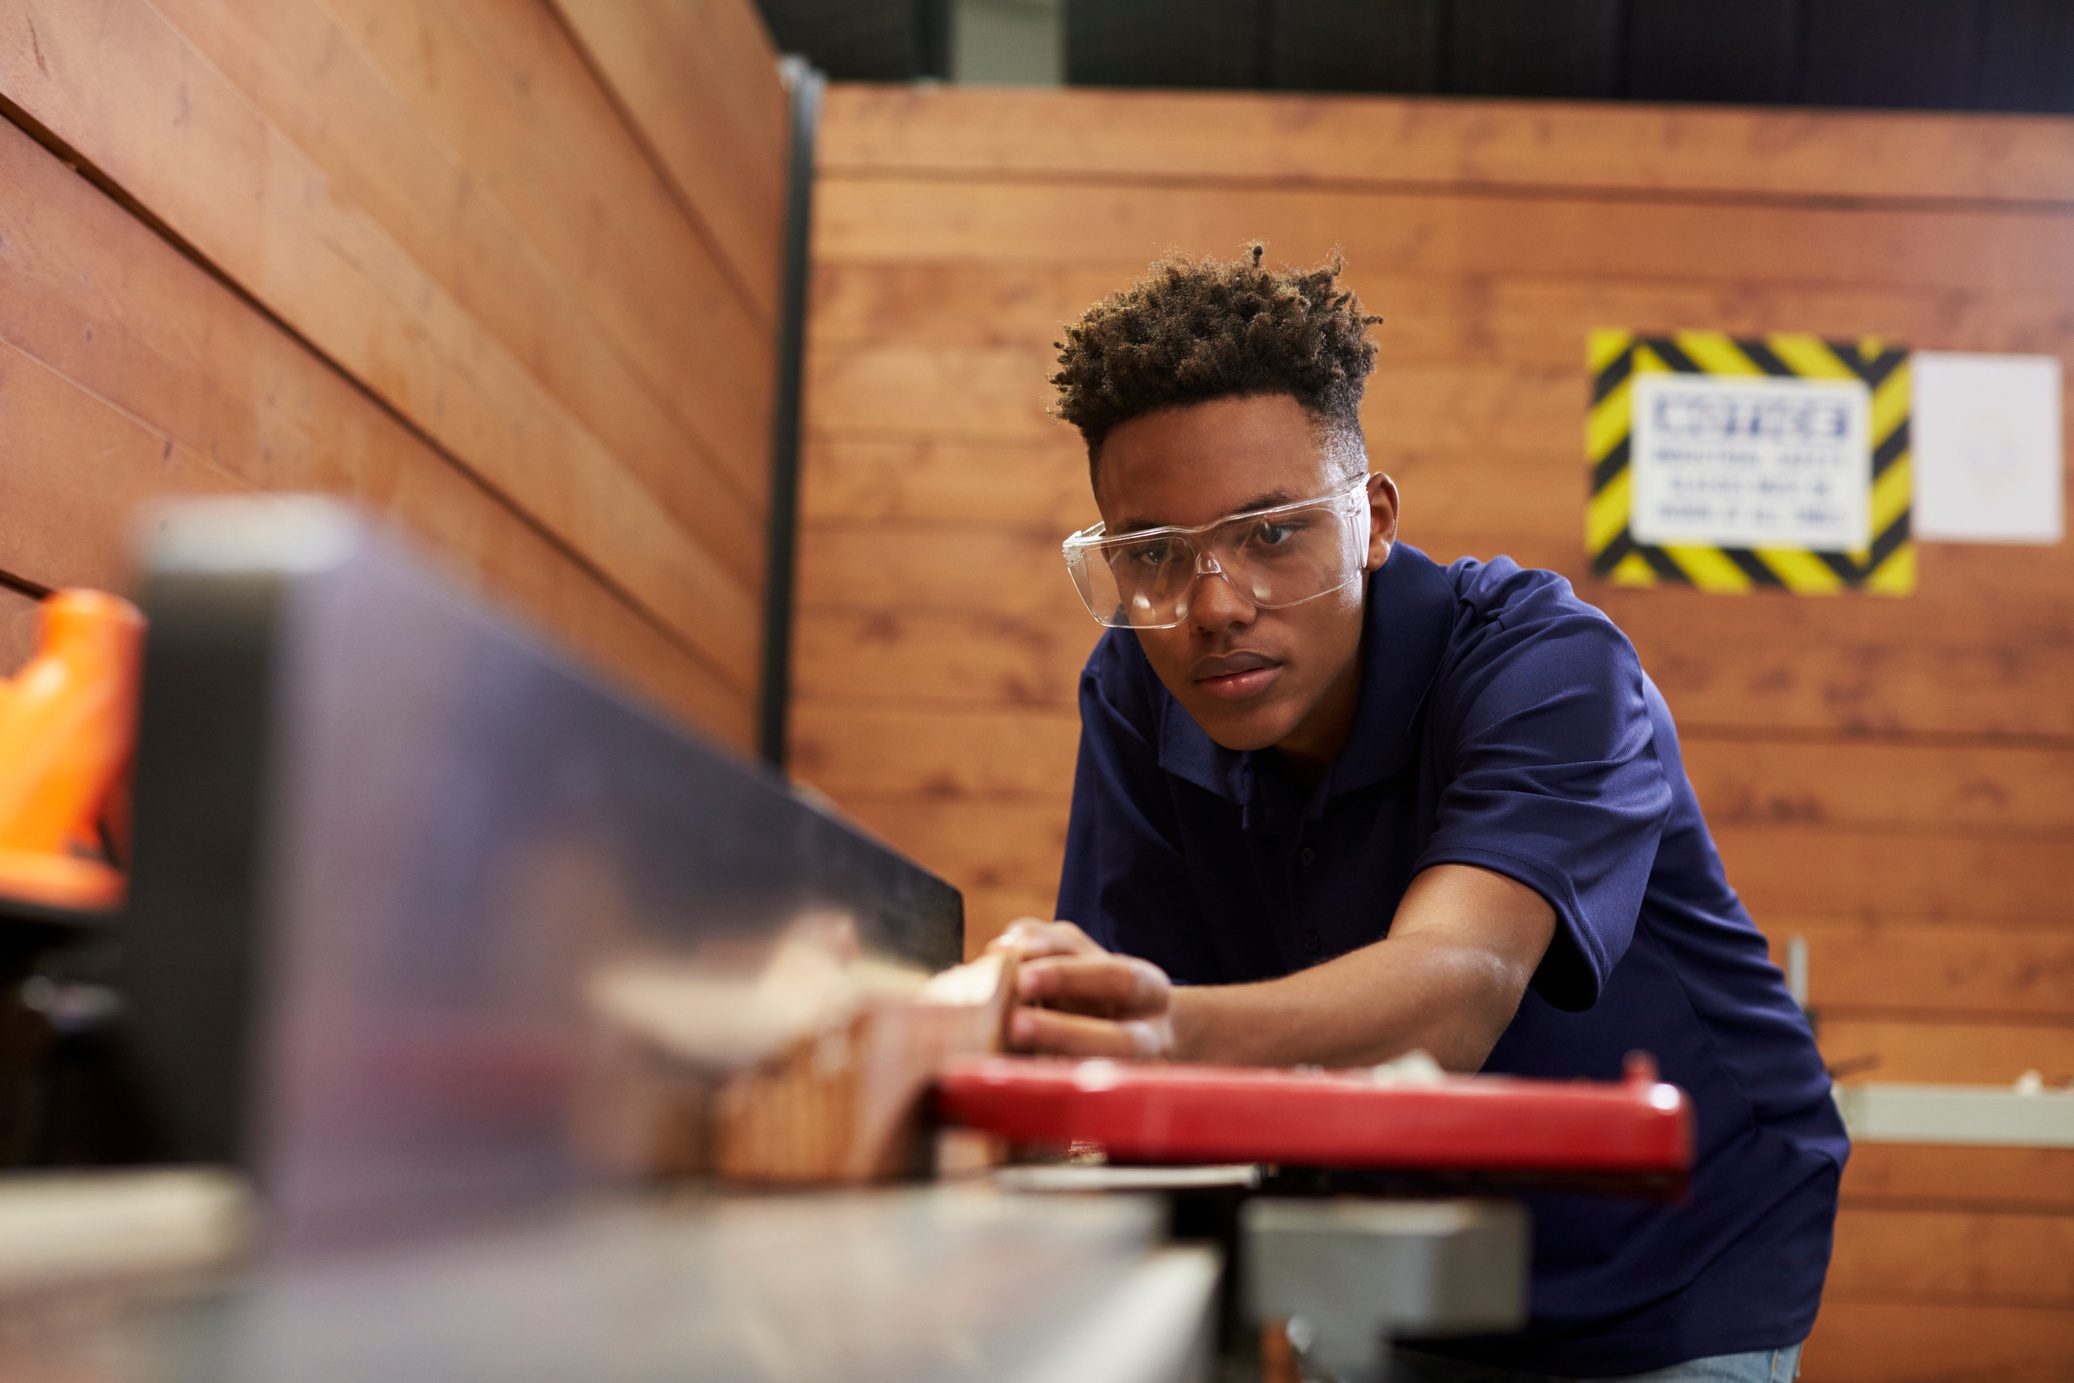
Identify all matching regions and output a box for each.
[1585,330,1914,595]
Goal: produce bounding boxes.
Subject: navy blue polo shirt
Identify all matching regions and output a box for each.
[1057,543,1848,1377]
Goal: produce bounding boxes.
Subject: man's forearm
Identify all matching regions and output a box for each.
[1168,928,1536,1072]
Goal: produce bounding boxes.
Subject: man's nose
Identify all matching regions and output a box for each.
[1188,552,1256,629]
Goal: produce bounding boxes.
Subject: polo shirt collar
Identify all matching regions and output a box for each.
[1157,543,1457,829]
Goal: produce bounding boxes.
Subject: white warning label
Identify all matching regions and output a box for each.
[1629,373,1872,551]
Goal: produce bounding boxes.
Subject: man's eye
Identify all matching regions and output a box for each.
[1250,520,1301,545]
[1130,542,1175,568]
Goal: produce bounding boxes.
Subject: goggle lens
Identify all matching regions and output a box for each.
[1063,484,1370,629]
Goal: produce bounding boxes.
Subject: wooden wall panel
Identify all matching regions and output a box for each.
[0,0,786,749]
[799,85,2074,1378]
[1842,1144,2074,1212]
[552,0,788,318]
[817,86,2074,203]
[0,112,752,743]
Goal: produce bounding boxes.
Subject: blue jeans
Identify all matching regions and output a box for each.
[1386,1342,1802,1383]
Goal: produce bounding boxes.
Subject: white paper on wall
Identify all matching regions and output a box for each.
[1629,372,1872,551]
[1912,352,2064,544]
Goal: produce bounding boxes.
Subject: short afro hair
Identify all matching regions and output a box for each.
[1049,245,1381,478]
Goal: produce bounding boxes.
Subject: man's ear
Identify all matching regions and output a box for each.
[1365,471,1400,571]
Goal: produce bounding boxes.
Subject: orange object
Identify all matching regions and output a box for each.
[0,590,145,913]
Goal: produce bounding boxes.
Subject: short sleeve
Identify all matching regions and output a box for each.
[1412,589,1672,1011]
[1056,638,1222,983]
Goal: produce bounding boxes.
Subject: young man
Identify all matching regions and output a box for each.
[994,249,1846,1381]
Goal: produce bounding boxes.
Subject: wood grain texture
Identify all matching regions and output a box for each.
[962,886,1059,957]
[1717,829,2074,923]
[0,0,759,690]
[549,0,786,320]
[799,435,1097,531]
[1765,921,2074,1018]
[308,0,777,503]
[0,88,753,745]
[1684,739,2074,834]
[810,262,2074,361]
[0,340,247,590]
[837,799,1069,900]
[818,179,2074,293]
[819,84,2074,205]
[148,0,766,588]
[791,703,1080,801]
[1829,1208,2074,1308]
[1803,1300,2074,1383]
[1823,1020,2074,1085]
[0,599,40,677]
[1841,1143,2074,1214]
[793,609,1096,710]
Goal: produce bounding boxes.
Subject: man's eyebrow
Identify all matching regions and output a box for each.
[1116,490,1301,534]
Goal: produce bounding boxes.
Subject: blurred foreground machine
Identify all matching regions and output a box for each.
[0,588,147,1166]
[0,499,1693,1383]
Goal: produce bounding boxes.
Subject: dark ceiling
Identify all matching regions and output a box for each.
[754,0,2074,114]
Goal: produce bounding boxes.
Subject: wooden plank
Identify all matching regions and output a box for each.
[0,0,759,690]
[1803,1300,2074,1383]
[550,0,787,318]
[1719,829,2074,924]
[799,436,1097,532]
[1820,1019,2074,1085]
[0,597,37,675]
[301,0,778,502]
[807,261,2074,363]
[792,609,1096,710]
[1686,739,2074,834]
[806,343,1061,443]
[809,344,1603,451]
[0,339,247,589]
[961,885,1058,958]
[0,323,756,746]
[1763,921,2074,1019]
[1830,1207,2074,1308]
[153,0,767,585]
[808,262,1140,350]
[815,178,2074,295]
[819,84,2074,207]
[789,604,2074,742]
[1622,620,2074,742]
[791,703,1080,799]
[832,797,1069,899]
[1842,1143,2074,1213]
[0,110,752,745]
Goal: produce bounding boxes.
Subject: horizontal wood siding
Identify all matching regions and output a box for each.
[0,0,786,748]
[799,85,2074,1380]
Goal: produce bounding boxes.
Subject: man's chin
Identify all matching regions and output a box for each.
[1186,700,1298,754]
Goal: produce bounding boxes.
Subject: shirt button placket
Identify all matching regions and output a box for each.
[1294,844,1321,962]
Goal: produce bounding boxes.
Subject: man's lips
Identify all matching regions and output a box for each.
[1190,651,1281,701]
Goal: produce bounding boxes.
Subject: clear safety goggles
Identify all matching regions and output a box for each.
[1062,481,1371,630]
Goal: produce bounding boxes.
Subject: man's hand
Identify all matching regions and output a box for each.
[987,866,1555,1073]
[987,919,1175,1059]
